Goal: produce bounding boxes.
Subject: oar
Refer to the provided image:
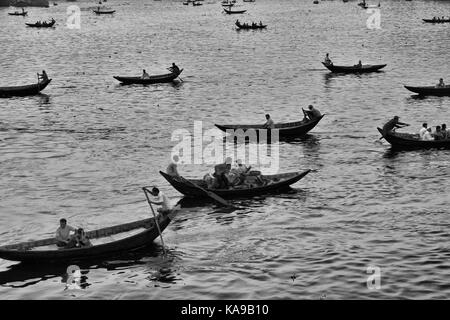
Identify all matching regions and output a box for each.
[142,187,166,255]
[178,175,236,208]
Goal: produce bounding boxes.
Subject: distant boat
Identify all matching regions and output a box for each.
[404,85,450,97]
[313,0,319,4]
[93,8,115,14]
[113,68,183,85]
[423,18,450,23]
[223,7,246,14]
[243,0,255,2]
[0,77,52,98]
[25,19,56,28]
[235,20,267,30]
[322,62,386,73]
[8,10,27,16]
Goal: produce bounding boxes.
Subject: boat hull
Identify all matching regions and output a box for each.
[0,214,172,263]
[224,8,246,14]
[0,79,51,97]
[215,115,324,137]
[322,62,386,73]
[377,127,450,150]
[404,85,450,96]
[113,69,183,84]
[160,170,311,198]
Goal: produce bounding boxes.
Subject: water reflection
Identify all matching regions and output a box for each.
[0,244,168,289]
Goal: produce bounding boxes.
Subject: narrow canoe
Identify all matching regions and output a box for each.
[93,10,116,14]
[0,78,52,98]
[423,19,450,23]
[235,21,267,30]
[0,212,175,263]
[322,62,386,73]
[224,8,247,14]
[113,69,183,84]
[215,115,324,137]
[25,20,55,28]
[404,85,450,96]
[8,11,28,16]
[160,170,311,198]
[377,127,450,150]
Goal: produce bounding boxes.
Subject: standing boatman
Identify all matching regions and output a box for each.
[382,116,409,136]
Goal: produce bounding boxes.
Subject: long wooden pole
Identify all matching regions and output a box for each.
[143,188,166,255]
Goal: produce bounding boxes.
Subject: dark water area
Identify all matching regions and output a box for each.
[0,0,449,299]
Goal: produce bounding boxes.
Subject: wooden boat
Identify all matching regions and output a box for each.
[423,18,450,23]
[322,62,386,73]
[235,20,267,30]
[192,1,202,5]
[243,0,255,2]
[0,78,51,98]
[377,127,450,150]
[160,170,311,198]
[224,8,246,14]
[113,69,183,85]
[25,20,55,28]
[8,11,28,16]
[404,85,450,96]
[215,115,324,137]
[0,212,175,263]
[93,9,115,14]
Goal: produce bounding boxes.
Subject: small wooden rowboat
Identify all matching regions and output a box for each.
[0,78,52,98]
[160,170,311,198]
[224,8,247,14]
[0,212,175,263]
[93,9,116,14]
[8,11,28,16]
[215,115,324,137]
[423,19,450,23]
[404,85,450,96]
[322,62,386,73]
[377,127,450,150]
[113,69,183,85]
[235,21,267,30]
[25,20,56,28]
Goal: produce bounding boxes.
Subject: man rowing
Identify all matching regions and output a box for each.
[382,116,409,136]
[55,218,76,247]
[149,187,172,215]
[303,105,321,121]
[170,63,180,74]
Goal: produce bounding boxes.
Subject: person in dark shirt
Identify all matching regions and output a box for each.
[382,116,409,135]
[434,126,445,140]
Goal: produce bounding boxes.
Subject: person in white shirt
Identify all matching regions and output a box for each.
[422,127,433,141]
[419,123,428,139]
[262,114,275,129]
[55,218,76,247]
[149,187,172,214]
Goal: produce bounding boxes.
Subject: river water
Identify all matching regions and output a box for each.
[0,0,449,299]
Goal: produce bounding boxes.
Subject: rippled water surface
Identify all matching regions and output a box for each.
[0,0,450,299]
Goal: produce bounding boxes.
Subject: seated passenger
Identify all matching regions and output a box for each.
[434,126,445,140]
[55,218,76,247]
[142,69,150,79]
[324,53,333,65]
[436,78,445,87]
[422,127,433,141]
[66,228,92,249]
[262,114,275,129]
[442,124,449,139]
[419,123,428,139]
